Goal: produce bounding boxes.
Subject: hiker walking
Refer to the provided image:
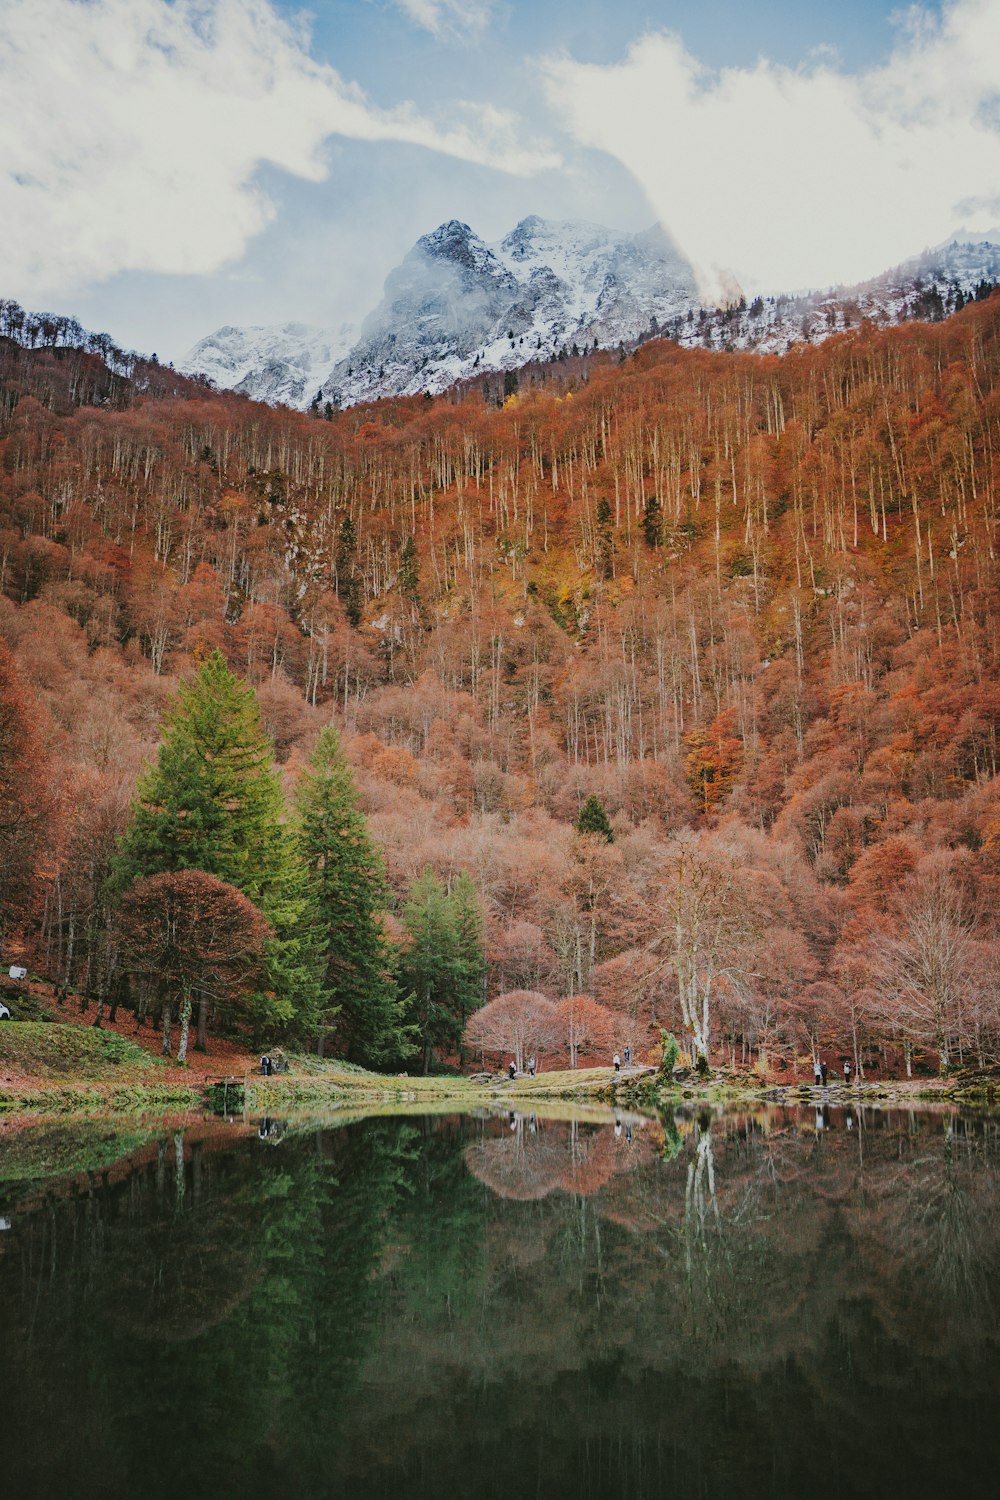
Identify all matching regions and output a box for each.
[508,1060,516,1080]
[814,1058,822,1087]
[624,1044,631,1068]
[844,1060,852,1085]
[528,1057,536,1078]
[613,1052,621,1073]
[820,1060,829,1087]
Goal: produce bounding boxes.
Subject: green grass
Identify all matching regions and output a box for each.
[0,1021,162,1080]
[0,1083,202,1116]
[0,989,56,1022]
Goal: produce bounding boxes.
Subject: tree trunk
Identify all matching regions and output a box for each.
[161,998,173,1056]
[177,991,193,1064]
[195,991,208,1052]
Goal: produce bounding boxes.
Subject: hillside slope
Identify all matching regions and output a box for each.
[3,294,1000,1068]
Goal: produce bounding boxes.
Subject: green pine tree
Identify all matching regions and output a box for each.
[575,794,614,843]
[114,650,326,1039]
[400,867,484,1074]
[450,870,486,1054]
[642,493,662,548]
[294,726,413,1065]
[115,651,284,899]
[595,497,615,579]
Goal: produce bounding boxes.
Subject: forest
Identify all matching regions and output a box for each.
[2,290,1000,1078]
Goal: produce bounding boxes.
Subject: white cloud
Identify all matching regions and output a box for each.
[542,0,1000,300]
[0,0,555,301]
[394,0,495,39]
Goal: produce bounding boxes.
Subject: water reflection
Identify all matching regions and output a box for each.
[3,1103,999,1500]
[464,1111,653,1200]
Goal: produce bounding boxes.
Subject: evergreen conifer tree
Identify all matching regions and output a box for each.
[294,727,412,1064]
[115,651,283,897]
[114,651,326,1038]
[451,870,486,1020]
[575,794,614,843]
[400,867,485,1073]
[642,493,662,547]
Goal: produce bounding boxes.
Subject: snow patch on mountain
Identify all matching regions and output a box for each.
[317,217,701,407]
[181,320,356,407]
[665,238,1000,358]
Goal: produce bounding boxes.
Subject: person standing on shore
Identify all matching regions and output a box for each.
[613,1052,621,1073]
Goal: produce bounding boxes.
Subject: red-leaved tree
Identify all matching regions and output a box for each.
[550,994,614,1068]
[0,641,53,954]
[465,989,556,1073]
[117,870,271,1063]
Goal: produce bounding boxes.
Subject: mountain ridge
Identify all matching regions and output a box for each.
[179,218,1000,409]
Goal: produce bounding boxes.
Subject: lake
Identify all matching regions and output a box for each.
[3,1102,999,1499]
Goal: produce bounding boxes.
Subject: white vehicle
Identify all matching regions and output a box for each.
[0,1002,10,1020]
[8,965,27,981]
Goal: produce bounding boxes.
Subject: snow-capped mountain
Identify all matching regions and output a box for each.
[181,320,356,408]
[663,236,1000,357]
[180,221,1000,410]
[180,216,701,407]
[315,217,701,406]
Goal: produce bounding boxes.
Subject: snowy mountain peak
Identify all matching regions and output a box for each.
[417,219,496,269]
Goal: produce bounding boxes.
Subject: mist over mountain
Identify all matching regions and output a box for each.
[182,216,701,407]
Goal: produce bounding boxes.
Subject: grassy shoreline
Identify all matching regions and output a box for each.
[3,1059,995,1121]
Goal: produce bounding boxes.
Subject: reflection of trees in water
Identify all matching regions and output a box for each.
[4,1118,422,1499]
[338,1108,1000,1498]
[463,1114,654,1203]
[858,1113,999,1337]
[464,1118,565,1201]
[5,1107,1000,1500]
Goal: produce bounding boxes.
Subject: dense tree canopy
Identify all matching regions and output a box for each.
[0,641,52,952]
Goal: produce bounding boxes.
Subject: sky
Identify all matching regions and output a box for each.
[2,0,999,362]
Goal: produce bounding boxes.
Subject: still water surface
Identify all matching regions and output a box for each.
[3,1102,999,1499]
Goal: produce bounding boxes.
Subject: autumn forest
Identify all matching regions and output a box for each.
[3,292,1000,1079]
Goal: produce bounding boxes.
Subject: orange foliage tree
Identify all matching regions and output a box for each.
[464,989,556,1073]
[550,994,614,1069]
[117,870,271,1063]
